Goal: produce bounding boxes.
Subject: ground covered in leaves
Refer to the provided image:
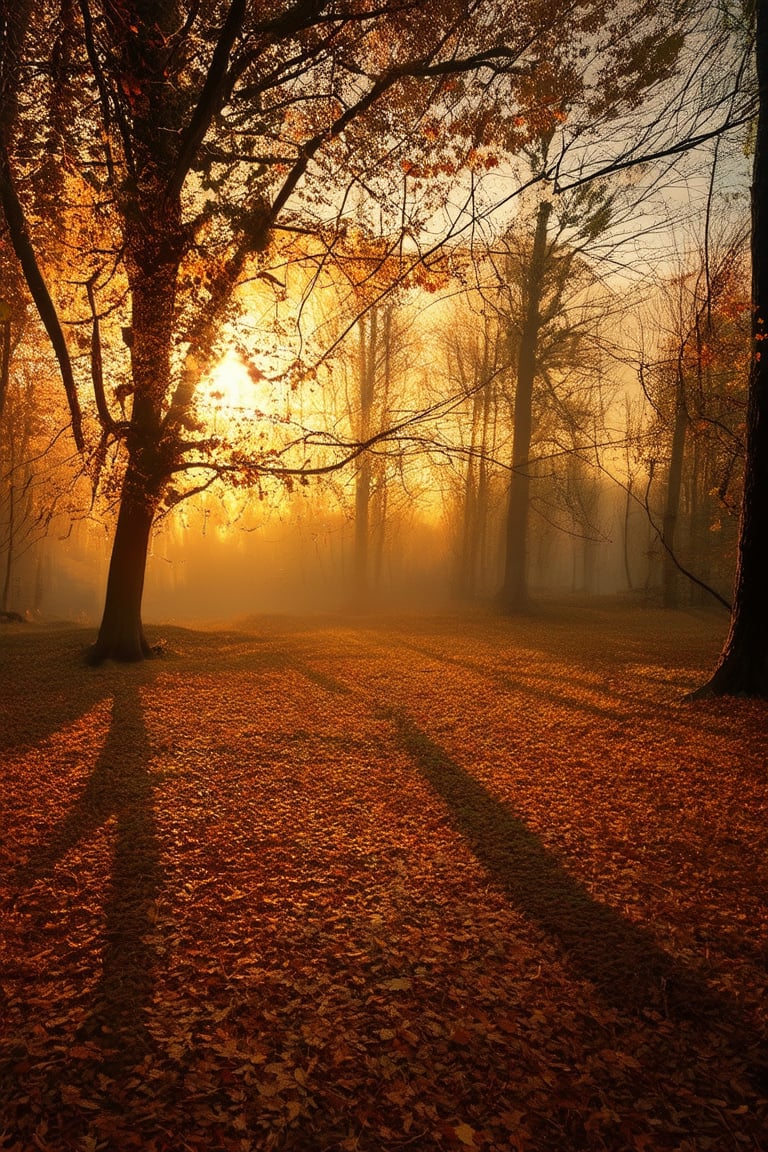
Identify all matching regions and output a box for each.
[1,603,767,1152]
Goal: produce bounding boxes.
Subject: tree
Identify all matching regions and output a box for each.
[694,0,768,696]
[0,317,80,618]
[493,169,617,610]
[0,0,692,659]
[638,238,749,609]
[446,306,506,600]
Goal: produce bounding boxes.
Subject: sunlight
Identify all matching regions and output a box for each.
[201,349,274,416]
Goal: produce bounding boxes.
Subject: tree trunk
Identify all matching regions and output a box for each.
[90,463,156,663]
[90,247,178,661]
[353,308,377,605]
[455,380,485,598]
[693,1,768,697]
[662,368,688,608]
[499,200,551,611]
[0,317,10,422]
[371,307,392,593]
[475,371,495,594]
[2,467,13,612]
[623,480,634,590]
[354,456,372,601]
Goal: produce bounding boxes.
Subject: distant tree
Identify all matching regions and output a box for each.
[636,235,749,608]
[446,307,506,600]
[1,360,41,613]
[351,302,399,605]
[0,327,77,617]
[493,167,618,610]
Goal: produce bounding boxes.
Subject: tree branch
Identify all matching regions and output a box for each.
[166,0,247,203]
[85,277,123,436]
[0,143,84,451]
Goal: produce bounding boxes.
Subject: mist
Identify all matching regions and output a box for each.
[15,460,731,630]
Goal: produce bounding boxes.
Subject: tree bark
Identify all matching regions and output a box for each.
[456,377,485,598]
[90,462,155,663]
[0,317,10,422]
[90,223,180,661]
[353,308,377,605]
[499,200,551,611]
[692,0,768,697]
[662,365,688,608]
[2,465,13,612]
[623,480,634,590]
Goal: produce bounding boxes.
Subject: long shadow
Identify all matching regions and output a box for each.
[386,707,768,1086]
[18,679,161,1065]
[381,635,630,721]
[1,628,111,754]
[375,632,749,739]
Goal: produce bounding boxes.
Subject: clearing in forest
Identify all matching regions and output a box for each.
[1,605,767,1152]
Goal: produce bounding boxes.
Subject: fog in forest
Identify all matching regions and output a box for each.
[5,265,743,628]
[2,228,747,628]
[0,0,751,650]
[29,480,652,625]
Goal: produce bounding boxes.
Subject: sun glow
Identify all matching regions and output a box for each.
[202,349,274,416]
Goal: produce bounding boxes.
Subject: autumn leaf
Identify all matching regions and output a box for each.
[1,614,766,1152]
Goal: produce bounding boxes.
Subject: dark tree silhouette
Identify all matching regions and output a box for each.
[694,0,768,697]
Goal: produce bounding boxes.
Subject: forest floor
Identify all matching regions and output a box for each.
[1,603,767,1152]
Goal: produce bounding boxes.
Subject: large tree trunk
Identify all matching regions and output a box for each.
[90,462,156,663]
[693,1,768,697]
[90,221,180,661]
[499,200,551,611]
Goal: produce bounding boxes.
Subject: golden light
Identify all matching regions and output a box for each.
[202,349,273,416]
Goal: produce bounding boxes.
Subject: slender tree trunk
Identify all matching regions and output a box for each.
[371,307,392,593]
[0,317,10,422]
[33,547,45,614]
[500,200,551,611]
[354,457,372,599]
[456,381,484,598]
[354,308,377,605]
[623,480,634,591]
[2,469,13,611]
[693,0,768,697]
[689,436,713,606]
[662,369,688,608]
[475,368,494,593]
[372,475,388,588]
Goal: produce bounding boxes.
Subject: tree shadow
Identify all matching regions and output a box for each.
[386,706,767,1087]
[386,635,631,720]
[18,678,161,1067]
[0,627,111,754]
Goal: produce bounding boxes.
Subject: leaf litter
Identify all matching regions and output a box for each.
[0,604,766,1151]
